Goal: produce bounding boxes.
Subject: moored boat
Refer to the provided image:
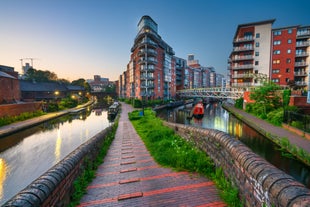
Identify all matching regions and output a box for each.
[108,102,120,119]
[192,102,204,119]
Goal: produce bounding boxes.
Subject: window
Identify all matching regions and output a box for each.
[287,49,291,54]
[273,50,281,55]
[286,78,290,83]
[286,58,291,63]
[255,61,259,65]
[273,30,282,36]
[288,29,292,34]
[273,40,281,45]
[256,33,260,38]
[288,39,292,44]
[255,42,260,47]
[272,69,280,73]
[255,51,259,56]
[286,68,290,73]
[272,79,279,83]
[273,59,280,64]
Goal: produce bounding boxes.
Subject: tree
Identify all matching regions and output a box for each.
[249,82,282,118]
[25,68,58,82]
[71,78,91,92]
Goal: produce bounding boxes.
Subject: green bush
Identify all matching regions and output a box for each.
[266,108,283,126]
[235,98,243,109]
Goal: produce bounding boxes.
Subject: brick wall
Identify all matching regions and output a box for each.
[0,102,42,118]
[3,126,113,207]
[163,122,310,206]
[0,77,20,104]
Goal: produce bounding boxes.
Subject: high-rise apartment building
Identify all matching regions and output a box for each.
[229,19,275,87]
[271,25,310,89]
[126,15,176,100]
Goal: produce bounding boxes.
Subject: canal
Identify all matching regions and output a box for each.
[0,106,111,205]
[157,102,310,188]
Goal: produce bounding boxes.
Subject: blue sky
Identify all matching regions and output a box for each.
[1,0,309,81]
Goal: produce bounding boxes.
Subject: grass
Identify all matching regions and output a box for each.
[0,110,45,127]
[68,119,118,207]
[129,109,242,207]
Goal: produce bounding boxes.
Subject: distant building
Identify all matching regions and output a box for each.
[88,75,110,92]
[0,65,20,104]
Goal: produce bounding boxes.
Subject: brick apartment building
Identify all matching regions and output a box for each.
[125,15,176,100]
[118,16,225,100]
[271,25,310,88]
[229,19,310,90]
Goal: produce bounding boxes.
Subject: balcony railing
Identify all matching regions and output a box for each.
[234,36,254,43]
[295,81,307,86]
[294,71,307,76]
[138,49,157,57]
[140,75,154,80]
[231,82,253,87]
[297,30,310,37]
[140,83,154,88]
[295,62,308,67]
[138,58,158,65]
[231,55,254,61]
[231,64,254,70]
[296,41,310,47]
[233,46,254,52]
[231,73,253,78]
[295,52,309,57]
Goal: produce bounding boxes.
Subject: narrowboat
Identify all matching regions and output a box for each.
[192,102,204,119]
[108,102,120,118]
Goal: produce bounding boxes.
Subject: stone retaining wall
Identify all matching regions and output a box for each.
[164,122,310,207]
[3,126,113,207]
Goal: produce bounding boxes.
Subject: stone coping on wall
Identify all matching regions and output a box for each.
[163,121,310,206]
[3,126,113,207]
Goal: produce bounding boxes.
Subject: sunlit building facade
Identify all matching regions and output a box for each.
[126,15,176,100]
[228,19,275,87]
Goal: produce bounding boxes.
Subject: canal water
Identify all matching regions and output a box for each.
[0,106,111,205]
[157,102,310,188]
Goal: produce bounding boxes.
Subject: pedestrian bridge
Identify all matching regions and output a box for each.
[177,87,248,99]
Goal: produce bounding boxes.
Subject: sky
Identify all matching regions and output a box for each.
[1,0,309,82]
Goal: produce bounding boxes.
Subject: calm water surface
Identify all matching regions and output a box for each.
[158,102,310,188]
[0,107,111,205]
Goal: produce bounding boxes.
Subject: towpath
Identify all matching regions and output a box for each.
[78,103,226,207]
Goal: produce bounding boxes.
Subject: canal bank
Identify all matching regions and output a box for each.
[222,103,310,164]
[0,101,93,138]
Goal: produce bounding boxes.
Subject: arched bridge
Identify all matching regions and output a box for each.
[177,87,247,99]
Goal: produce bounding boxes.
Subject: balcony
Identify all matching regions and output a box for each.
[140,75,154,80]
[138,40,157,48]
[140,67,155,72]
[140,83,154,88]
[295,62,308,67]
[231,73,253,79]
[231,82,253,87]
[231,55,254,61]
[297,30,310,38]
[138,58,158,65]
[294,71,307,77]
[295,52,309,57]
[137,49,157,57]
[296,41,310,47]
[231,64,254,70]
[295,81,307,86]
[233,46,254,52]
[233,36,254,43]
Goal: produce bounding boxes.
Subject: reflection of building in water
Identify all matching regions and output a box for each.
[55,129,62,163]
[0,158,8,200]
[228,122,242,138]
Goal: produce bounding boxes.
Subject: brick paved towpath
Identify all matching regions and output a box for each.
[78,103,226,207]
